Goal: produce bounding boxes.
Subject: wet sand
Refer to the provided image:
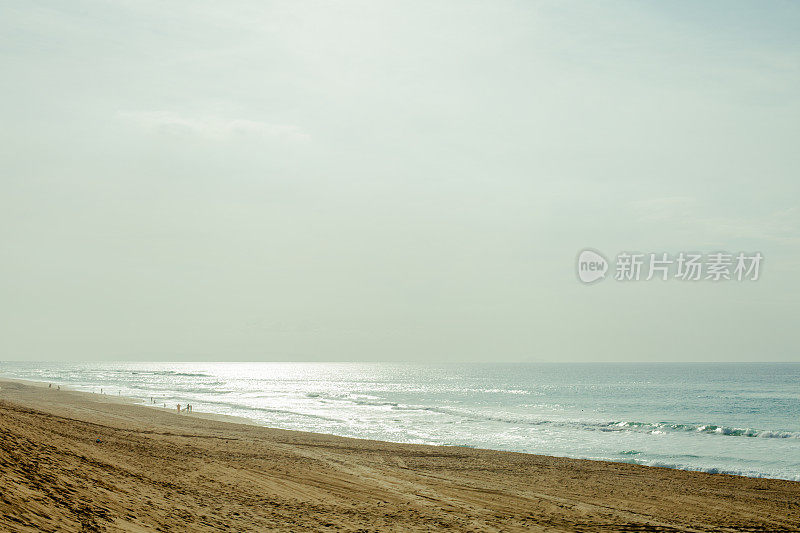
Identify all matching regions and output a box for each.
[1,378,798,532]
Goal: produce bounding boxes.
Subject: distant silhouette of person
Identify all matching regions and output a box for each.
[48,384,51,388]
[177,404,181,412]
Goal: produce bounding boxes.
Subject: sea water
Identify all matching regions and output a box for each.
[2,362,798,481]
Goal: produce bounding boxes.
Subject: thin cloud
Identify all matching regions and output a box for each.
[631,197,800,245]
[117,110,310,142]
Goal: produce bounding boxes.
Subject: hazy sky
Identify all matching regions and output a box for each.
[1,1,798,362]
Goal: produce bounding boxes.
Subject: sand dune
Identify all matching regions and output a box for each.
[0,379,798,532]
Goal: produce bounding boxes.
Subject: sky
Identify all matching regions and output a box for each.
[1,1,798,362]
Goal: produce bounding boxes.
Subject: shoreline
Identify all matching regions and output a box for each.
[0,376,264,427]
[2,375,797,483]
[1,377,799,531]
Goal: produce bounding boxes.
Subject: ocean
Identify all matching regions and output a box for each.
[2,362,798,481]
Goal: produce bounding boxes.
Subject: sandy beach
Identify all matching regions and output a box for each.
[0,379,798,532]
